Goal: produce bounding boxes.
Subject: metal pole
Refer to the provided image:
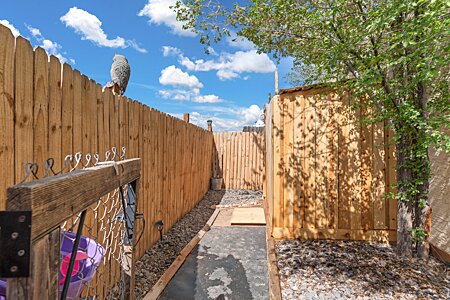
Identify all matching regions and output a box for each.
[60,210,87,300]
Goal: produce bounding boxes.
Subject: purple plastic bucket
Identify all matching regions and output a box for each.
[59,231,105,299]
[0,278,5,300]
[0,232,104,300]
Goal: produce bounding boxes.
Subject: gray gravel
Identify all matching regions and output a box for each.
[134,190,224,299]
[276,240,449,299]
[217,189,263,207]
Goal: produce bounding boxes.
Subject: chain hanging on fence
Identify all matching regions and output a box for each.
[7,147,145,300]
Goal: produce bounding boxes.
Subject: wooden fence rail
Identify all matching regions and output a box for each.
[265,87,397,242]
[213,132,265,190]
[0,24,213,260]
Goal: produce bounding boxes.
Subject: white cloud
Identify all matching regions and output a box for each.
[26,24,41,38]
[158,65,224,103]
[241,105,263,123]
[26,24,74,64]
[61,7,147,53]
[138,0,195,37]
[0,19,21,37]
[174,49,275,81]
[61,7,125,47]
[162,46,181,57]
[159,65,203,89]
[180,104,264,132]
[159,89,223,103]
[216,69,239,80]
[226,31,255,50]
[127,40,148,53]
[41,39,61,53]
[194,94,222,103]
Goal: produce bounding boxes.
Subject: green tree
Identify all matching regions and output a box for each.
[177,0,450,257]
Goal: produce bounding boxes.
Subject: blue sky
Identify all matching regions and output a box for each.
[1,0,293,131]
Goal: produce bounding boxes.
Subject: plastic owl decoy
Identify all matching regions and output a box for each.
[105,53,130,96]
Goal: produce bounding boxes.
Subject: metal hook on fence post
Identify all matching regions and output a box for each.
[72,152,83,171]
[43,158,56,178]
[111,147,118,161]
[57,155,73,175]
[18,163,39,185]
[120,147,126,161]
[105,150,112,161]
[85,153,92,168]
[94,153,100,165]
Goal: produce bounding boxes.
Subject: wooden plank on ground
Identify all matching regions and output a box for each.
[271,227,396,242]
[230,207,266,225]
[263,198,282,300]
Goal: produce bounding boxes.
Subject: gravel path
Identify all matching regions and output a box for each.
[134,190,224,299]
[217,189,263,207]
[276,240,449,299]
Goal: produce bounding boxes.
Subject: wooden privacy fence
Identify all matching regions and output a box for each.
[213,132,265,190]
[0,24,213,260]
[265,86,397,242]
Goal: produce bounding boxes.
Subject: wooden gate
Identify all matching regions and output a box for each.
[265,86,397,242]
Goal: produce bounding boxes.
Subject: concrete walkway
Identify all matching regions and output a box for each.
[159,209,269,300]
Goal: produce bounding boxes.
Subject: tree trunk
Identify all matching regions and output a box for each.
[417,204,432,259]
[396,137,415,256]
[396,129,430,258]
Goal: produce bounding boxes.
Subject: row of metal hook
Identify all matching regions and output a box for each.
[19,146,126,184]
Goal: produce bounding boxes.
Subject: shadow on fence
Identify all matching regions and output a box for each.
[265,87,397,242]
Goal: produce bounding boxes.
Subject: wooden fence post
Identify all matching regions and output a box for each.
[183,113,189,123]
[6,192,60,300]
[207,120,213,132]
